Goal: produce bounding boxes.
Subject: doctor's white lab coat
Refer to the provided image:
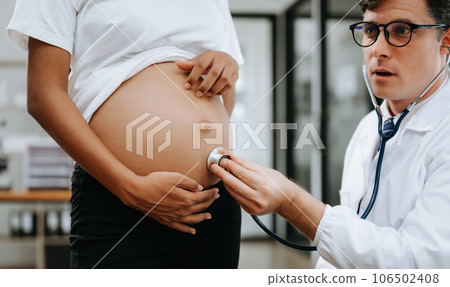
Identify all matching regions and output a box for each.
[314,76,450,268]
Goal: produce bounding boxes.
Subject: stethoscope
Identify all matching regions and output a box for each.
[207,50,450,251]
[359,52,450,219]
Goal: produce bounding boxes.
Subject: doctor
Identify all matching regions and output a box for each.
[211,0,450,268]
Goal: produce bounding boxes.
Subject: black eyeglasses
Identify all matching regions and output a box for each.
[349,21,447,48]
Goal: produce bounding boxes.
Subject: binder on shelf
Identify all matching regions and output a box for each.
[25,138,74,190]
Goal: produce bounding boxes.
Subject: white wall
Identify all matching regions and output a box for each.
[0,0,55,268]
[0,0,44,136]
[0,0,26,63]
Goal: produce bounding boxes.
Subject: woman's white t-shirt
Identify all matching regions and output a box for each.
[7,0,244,123]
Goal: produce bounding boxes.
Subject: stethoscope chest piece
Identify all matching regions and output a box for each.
[207,147,230,172]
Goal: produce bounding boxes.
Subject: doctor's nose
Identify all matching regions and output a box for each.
[371,29,393,59]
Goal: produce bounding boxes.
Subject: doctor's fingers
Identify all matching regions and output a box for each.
[211,163,259,206]
[214,165,274,215]
[219,158,261,187]
[210,163,250,191]
[210,163,262,199]
[226,150,258,171]
[229,155,287,188]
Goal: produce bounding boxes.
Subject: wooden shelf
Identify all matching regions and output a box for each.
[0,235,69,245]
[44,236,70,246]
[0,190,70,202]
[0,235,37,243]
[0,196,71,268]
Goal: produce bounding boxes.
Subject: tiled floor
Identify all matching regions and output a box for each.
[238,240,315,269]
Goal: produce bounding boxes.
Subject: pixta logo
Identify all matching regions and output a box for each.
[126,113,172,160]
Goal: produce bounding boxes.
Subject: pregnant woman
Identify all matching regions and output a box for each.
[7,0,243,268]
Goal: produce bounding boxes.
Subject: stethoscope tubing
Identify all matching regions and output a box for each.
[251,215,318,251]
[359,108,409,219]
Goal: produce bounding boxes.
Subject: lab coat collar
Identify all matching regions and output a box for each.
[380,76,450,144]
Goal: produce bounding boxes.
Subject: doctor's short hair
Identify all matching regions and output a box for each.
[358,0,450,33]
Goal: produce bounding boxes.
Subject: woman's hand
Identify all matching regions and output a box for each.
[175,50,239,98]
[122,171,220,234]
[210,151,295,215]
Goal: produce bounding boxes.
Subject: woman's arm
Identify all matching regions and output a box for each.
[28,38,219,234]
[27,39,132,194]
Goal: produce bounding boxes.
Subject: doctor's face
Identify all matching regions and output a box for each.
[362,0,449,114]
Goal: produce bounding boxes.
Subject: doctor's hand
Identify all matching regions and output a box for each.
[211,151,326,240]
[175,50,239,97]
[210,151,295,215]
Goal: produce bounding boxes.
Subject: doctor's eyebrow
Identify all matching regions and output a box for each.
[362,17,421,24]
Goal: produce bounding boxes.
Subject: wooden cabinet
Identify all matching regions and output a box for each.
[0,190,71,268]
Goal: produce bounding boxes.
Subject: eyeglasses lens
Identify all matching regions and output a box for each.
[353,22,412,47]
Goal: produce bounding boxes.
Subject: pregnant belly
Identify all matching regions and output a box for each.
[89,62,230,188]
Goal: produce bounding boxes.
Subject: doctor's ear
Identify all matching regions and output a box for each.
[441,29,450,55]
[442,45,450,57]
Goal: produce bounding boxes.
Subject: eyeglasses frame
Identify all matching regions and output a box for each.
[349,21,448,48]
